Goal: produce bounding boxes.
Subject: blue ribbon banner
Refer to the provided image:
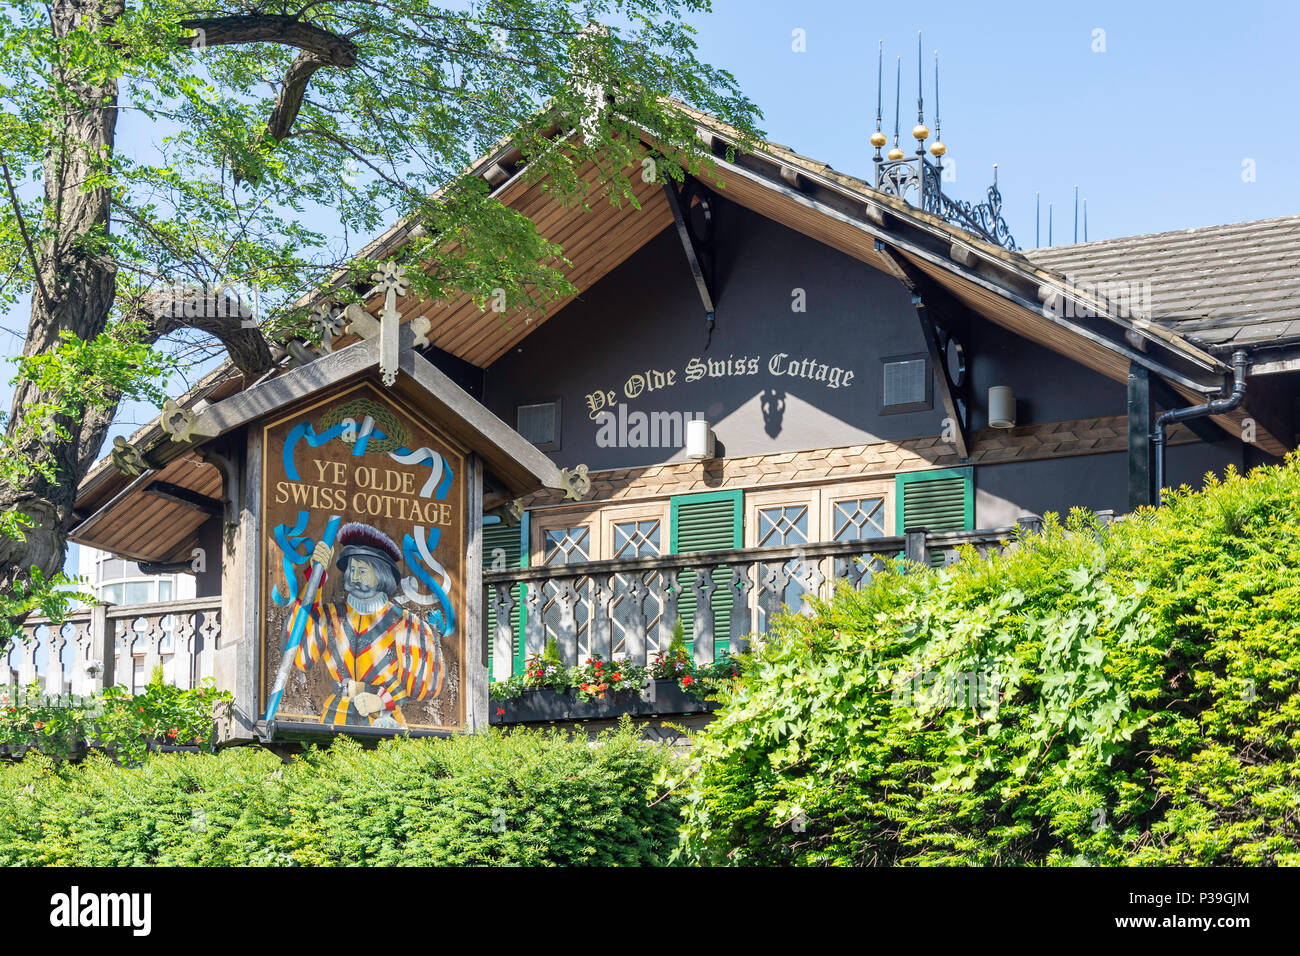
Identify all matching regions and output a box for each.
[270,418,457,637]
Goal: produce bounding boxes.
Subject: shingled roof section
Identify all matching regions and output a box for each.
[1025,215,1300,356]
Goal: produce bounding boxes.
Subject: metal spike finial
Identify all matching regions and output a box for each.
[934,49,941,141]
[876,41,883,130]
[871,36,1017,251]
[870,40,887,159]
[916,31,924,125]
[893,55,901,146]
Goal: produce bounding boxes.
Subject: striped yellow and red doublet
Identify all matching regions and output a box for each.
[287,597,444,726]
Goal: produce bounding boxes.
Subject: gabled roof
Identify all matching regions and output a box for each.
[175,334,563,495]
[68,335,563,562]
[326,100,1232,393]
[75,100,1299,543]
[1026,215,1300,359]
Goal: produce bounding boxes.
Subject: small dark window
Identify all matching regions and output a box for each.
[517,399,561,450]
[880,352,933,414]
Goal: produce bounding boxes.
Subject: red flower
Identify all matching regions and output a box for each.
[33,721,44,730]
[495,707,505,716]
[166,728,177,739]
[612,672,622,681]
[682,675,694,687]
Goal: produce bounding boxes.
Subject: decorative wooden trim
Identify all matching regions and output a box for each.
[465,453,487,732]
[520,414,1198,512]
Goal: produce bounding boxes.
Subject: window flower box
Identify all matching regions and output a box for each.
[490,679,718,725]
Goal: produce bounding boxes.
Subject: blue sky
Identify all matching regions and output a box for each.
[688,0,1300,246]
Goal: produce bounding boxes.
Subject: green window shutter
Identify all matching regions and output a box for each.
[669,490,743,660]
[483,515,526,676]
[895,468,974,566]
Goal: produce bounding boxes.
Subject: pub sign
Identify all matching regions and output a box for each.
[260,379,467,732]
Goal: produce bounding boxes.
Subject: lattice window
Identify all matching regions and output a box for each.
[543,526,591,566]
[757,505,808,626]
[831,497,887,541]
[613,519,660,560]
[611,519,662,658]
[541,526,591,658]
[757,505,808,547]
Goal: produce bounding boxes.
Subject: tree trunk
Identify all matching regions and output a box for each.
[1,0,124,632]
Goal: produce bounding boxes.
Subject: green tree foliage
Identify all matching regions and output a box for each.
[0,0,760,637]
[673,456,1300,866]
[0,718,682,865]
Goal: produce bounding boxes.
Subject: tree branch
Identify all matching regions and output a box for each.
[0,150,53,318]
[180,15,365,148]
[129,289,275,379]
[267,50,333,142]
[178,15,359,67]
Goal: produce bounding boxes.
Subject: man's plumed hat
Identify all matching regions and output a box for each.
[334,522,402,578]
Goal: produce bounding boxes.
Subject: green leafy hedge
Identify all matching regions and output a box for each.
[673,457,1300,865]
[0,719,681,866]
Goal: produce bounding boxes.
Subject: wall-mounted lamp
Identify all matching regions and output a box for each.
[988,386,1017,429]
[686,418,716,460]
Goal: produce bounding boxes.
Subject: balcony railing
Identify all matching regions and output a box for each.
[483,516,1108,678]
[5,597,221,696]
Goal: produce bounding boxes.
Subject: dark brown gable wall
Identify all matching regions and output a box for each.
[482,196,1128,473]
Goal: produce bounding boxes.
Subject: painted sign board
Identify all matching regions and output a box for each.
[259,378,467,733]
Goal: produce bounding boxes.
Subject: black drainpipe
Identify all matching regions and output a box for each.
[1151,349,1249,505]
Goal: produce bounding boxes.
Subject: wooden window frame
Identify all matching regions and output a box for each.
[820,480,894,541]
[744,487,818,550]
[601,503,671,561]
[530,506,601,566]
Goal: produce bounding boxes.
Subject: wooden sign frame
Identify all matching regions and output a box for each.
[255,377,477,735]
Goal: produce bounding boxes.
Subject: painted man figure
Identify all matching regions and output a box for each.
[285,522,445,726]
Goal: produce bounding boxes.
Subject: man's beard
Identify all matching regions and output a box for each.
[345,591,389,615]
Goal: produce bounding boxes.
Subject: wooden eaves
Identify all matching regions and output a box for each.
[142,331,563,496]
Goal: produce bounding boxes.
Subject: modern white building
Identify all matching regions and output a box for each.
[76,546,200,690]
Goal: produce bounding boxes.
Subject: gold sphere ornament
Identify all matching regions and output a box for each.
[870,130,888,148]
[912,123,930,141]
[929,140,947,157]
[887,146,905,161]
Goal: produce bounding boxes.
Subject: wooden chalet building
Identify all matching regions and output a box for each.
[11,102,1299,739]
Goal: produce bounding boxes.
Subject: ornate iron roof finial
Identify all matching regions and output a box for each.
[913,31,929,153]
[916,32,923,124]
[872,34,1017,251]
